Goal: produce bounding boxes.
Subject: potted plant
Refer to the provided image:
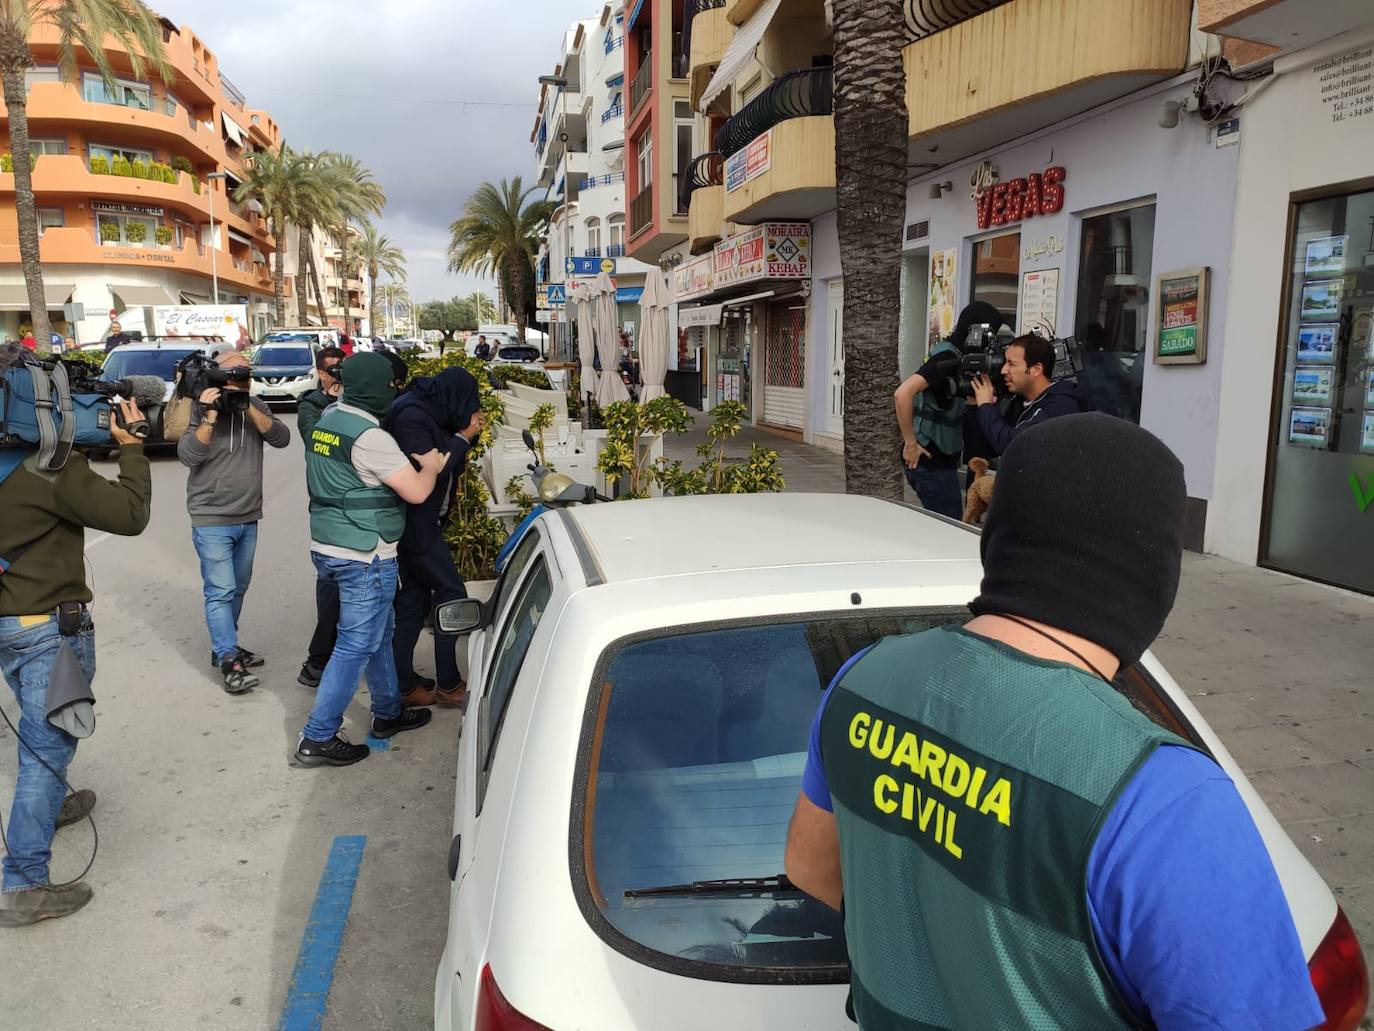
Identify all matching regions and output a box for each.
[123,221,147,245]
[111,156,132,177]
[155,225,174,248]
[99,221,121,245]
[90,156,111,175]
[0,153,11,173]
[130,160,149,180]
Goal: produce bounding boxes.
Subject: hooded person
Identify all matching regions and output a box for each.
[295,352,448,768]
[893,301,1006,521]
[386,367,486,708]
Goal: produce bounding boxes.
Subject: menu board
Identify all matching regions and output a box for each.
[1019,268,1060,337]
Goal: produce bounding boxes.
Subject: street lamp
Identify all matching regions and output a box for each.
[205,170,229,304]
[539,73,571,362]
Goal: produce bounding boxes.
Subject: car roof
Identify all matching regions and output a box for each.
[105,340,213,350]
[561,493,979,584]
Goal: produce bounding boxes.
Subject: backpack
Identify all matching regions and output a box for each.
[1,356,113,478]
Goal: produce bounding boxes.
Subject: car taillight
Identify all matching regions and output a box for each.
[475,964,551,1031]
[1309,907,1369,1031]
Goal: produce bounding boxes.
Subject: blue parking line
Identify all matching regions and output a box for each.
[277,835,367,1031]
[366,735,390,752]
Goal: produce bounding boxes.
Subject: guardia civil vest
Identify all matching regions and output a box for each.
[913,340,964,456]
[819,626,1192,1030]
[305,407,405,554]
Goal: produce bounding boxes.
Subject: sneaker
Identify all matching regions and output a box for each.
[402,683,437,707]
[0,882,94,927]
[220,658,259,694]
[436,681,467,709]
[210,647,265,669]
[297,662,324,688]
[370,707,433,739]
[56,789,96,829]
[294,734,369,767]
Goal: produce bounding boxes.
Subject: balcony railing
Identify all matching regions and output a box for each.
[601,102,625,123]
[681,0,728,69]
[715,66,833,158]
[629,59,652,115]
[605,31,624,55]
[903,0,1013,40]
[630,184,654,238]
[219,73,246,110]
[579,171,625,190]
[606,243,625,257]
[678,152,723,214]
[584,247,602,257]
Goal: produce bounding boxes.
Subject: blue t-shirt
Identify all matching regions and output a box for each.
[802,649,1323,1030]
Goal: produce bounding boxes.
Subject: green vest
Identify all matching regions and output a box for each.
[914,340,964,457]
[305,407,405,554]
[820,626,1191,1030]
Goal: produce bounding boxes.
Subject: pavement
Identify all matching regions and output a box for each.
[0,416,1369,1029]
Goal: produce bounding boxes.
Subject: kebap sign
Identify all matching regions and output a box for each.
[712,223,811,288]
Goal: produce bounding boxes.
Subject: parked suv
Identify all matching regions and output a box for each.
[249,339,320,408]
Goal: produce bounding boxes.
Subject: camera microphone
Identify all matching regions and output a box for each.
[106,374,168,439]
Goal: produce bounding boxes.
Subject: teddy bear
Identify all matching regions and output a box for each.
[963,457,995,525]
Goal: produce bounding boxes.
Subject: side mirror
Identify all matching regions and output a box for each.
[434,597,484,635]
[521,428,537,453]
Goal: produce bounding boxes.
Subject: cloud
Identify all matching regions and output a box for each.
[157,0,590,304]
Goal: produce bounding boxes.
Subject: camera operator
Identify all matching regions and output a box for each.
[969,333,1082,456]
[177,347,290,694]
[0,394,150,925]
[894,302,1005,520]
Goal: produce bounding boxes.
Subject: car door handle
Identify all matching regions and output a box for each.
[448,834,462,881]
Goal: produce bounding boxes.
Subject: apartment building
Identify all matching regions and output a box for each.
[277,222,372,335]
[0,17,282,343]
[533,3,657,359]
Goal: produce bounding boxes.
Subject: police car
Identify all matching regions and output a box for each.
[432,494,1367,1030]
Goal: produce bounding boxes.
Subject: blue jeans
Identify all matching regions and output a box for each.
[303,554,403,742]
[0,615,95,892]
[191,522,258,664]
[903,464,963,521]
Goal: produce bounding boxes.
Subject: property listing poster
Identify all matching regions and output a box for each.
[928,248,958,354]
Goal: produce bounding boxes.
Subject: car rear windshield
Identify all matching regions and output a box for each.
[263,332,318,345]
[500,346,539,361]
[253,347,313,366]
[101,349,198,380]
[577,609,964,981]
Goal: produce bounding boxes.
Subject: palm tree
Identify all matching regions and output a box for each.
[374,281,410,338]
[285,150,341,326]
[234,145,311,325]
[325,154,385,332]
[447,178,552,345]
[465,290,497,325]
[356,222,405,337]
[833,0,907,499]
[0,1,171,351]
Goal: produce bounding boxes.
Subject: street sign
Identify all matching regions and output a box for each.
[545,283,566,305]
[535,309,554,323]
[565,255,616,276]
[108,308,118,320]
[63,302,86,323]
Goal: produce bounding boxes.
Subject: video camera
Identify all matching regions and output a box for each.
[174,353,251,414]
[934,327,1084,404]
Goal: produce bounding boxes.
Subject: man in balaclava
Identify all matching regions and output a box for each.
[387,366,485,708]
[893,301,1005,520]
[296,352,447,767]
[784,414,1322,1030]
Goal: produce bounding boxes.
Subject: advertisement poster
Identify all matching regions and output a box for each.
[1304,235,1348,276]
[724,132,771,193]
[1366,368,1374,407]
[1363,411,1374,455]
[1019,268,1060,336]
[764,223,811,278]
[1300,279,1344,321]
[1293,366,1335,404]
[152,304,251,345]
[713,226,767,288]
[1154,268,1209,364]
[674,253,715,302]
[1296,323,1339,364]
[927,248,958,351]
[1289,406,1332,447]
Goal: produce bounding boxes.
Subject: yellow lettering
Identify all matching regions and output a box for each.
[892,730,921,774]
[944,811,964,859]
[943,753,971,801]
[868,719,895,761]
[935,801,945,846]
[966,766,988,809]
[916,789,938,832]
[874,774,898,815]
[312,442,330,455]
[900,781,915,821]
[979,778,1013,826]
[917,740,947,789]
[848,711,870,750]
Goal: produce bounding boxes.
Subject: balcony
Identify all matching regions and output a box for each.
[604,31,624,55]
[904,0,1192,166]
[716,66,831,157]
[606,243,626,257]
[630,184,654,239]
[1197,0,1370,52]
[629,59,653,117]
[579,171,625,190]
[600,102,625,124]
[584,247,602,257]
[721,114,834,224]
[685,0,732,110]
[680,152,724,253]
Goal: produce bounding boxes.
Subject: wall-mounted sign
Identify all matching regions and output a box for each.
[969,161,999,202]
[725,131,771,193]
[712,223,811,288]
[678,304,723,327]
[976,166,1066,230]
[674,253,714,302]
[1153,266,1209,364]
[1314,45,1373,127]
[102,249,175,265]
[566,255,616,276]
[714,225,767,287]
[92,201,165,217]
[1019,268,1059,336]
[1022,234,1066,262]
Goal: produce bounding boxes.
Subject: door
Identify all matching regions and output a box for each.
[826,278,845,436]
[762,299,805,429]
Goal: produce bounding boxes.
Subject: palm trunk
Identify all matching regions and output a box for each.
[1,62,53,352]
[271,214,286,325]
[368,268,378,337]
[306,245,327,327]
[833,0,906,500]
[337,225,350,333]
[295,221,311,325]
[506,252,528,344]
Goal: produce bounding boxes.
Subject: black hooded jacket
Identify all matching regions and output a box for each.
[387,368,482,553]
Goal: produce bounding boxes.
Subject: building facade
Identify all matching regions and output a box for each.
[0,17,281,343]
[277,222,372,335]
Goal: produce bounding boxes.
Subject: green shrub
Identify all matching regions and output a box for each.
[90,156,111,175]
[0,153,11,173]
[130,160,149,179]
[488,364,553,390]
[170,155,193,174]
[111,156,132,177]
[123,221,147,243]
[155,225,174,246]
[191,178,201,194]
[99,221,121,243]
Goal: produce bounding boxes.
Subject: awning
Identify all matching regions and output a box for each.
[180,291,212,305]
[222,168,244,190]
[110,284,175,307]
[602,138,625,152]
[615,286,643,303]
[700,0,782,111]
[723,289,775,307]
[250,248,267,264]
[221,112,245,146]
[227,227,254,246]
[0,282,74,310]
[625,0,645,33]
[606,72,625,88]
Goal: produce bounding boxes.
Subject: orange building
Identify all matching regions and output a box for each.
[0,16,280,343]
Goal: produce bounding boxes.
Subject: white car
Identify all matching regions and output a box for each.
[249,341,319,408]
[99,339,214,446]
[432,493,1368,1030]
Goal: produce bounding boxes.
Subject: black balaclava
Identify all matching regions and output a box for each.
[950,301,1006,351]
[339,352,397,419]
[968,413,1187,668]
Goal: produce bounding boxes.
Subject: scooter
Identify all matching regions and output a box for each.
[494,429,607,574]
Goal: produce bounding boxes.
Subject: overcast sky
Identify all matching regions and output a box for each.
[158,0,589,305]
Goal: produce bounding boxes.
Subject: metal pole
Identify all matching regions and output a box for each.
[208,182,219,304]
[561,84,571,363]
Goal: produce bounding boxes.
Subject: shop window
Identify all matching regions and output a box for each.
[36,208,64,238]
[1262,186,1374,596]
[1073,203,1156,424]
[969,232,1020,330]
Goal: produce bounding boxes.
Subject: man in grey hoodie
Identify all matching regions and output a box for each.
[177,347,290,693]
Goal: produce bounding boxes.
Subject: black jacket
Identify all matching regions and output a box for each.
[975,379,1082,455]
[387,369,481,554]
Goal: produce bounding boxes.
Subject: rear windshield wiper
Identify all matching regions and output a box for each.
[624,875,798,899]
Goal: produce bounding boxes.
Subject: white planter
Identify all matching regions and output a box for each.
[465,578,496,603]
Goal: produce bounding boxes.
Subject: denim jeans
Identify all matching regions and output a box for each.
[902,463,963,521]
[0,615,95,892]
[191,522,259,664]
[303,553,403,742]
